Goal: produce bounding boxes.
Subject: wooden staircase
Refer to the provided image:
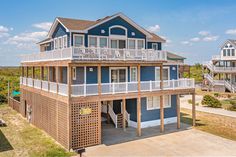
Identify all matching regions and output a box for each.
[117,113,128,128]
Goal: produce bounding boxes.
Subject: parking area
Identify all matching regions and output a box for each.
[85,123,236,156]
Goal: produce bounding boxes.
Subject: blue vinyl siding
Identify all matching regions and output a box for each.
[52,23,70,47]
[86,67,97,84]
[101,67,109,83]
[141,66,155,81]
[126,95,177,122]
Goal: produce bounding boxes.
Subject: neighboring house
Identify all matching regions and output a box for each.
[166,52,190,78]
[203,39,236,93]
[19,13,195,150]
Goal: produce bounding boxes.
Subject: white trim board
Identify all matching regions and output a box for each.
[129,117,177,128]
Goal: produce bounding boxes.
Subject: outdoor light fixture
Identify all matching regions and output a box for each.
[101,29,105,34]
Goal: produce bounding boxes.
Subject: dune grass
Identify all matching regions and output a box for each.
[181,108,236,141]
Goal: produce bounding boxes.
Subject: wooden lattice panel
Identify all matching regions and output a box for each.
[20,88,69,149]
[71,101,100,149]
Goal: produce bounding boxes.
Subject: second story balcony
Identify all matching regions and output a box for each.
[20,77,194,97]
[204,61,236,73]
[20,47,167,63]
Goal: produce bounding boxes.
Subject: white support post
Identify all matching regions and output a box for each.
[126,82,128,93]
[112,82,115,94]
[84,84,86,96]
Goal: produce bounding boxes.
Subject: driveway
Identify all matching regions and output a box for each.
[85,126,236,156]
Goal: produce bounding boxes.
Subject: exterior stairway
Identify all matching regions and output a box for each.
[117,113,128,128]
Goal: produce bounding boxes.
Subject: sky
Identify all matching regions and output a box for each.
[0,0,236,66]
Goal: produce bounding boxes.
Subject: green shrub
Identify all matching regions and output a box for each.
[202,95,222,108]
[214,93,219,97]
[0,94,7,104]
[188,99,192,104]
[229,100,236,111]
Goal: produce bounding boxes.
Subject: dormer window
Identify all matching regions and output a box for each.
[74,34,84,47]
[223,49,226,56]
[232,49,235,56]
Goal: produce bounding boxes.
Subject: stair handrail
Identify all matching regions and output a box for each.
[125,110,130,125]
[108,104,117,128]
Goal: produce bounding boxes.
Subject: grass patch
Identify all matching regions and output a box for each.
[181,108,236,141]
[0,104,75,157]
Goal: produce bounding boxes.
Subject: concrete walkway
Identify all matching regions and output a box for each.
[85,129,236,156]
[180,95,236,118]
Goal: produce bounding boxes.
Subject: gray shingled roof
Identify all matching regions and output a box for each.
[167,51,186,60]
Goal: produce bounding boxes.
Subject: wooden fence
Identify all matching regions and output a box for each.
[9,97,20,113]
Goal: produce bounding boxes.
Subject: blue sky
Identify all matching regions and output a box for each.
[0,0,236,66]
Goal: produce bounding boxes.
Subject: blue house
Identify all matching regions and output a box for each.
[19,13,196,150]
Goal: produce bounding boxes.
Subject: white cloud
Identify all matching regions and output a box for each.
[190,37,200,42]
[181,41,192,46]
[198,31,210,36]
[225,28,236,35]
[0,25,13,38]
[203,35,219,41]
[5,31,47,49]
[147,24,160,33]
[32,22,52,31]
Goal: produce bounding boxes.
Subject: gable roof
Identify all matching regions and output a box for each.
[167,51,186,60]
[148,32,166,43]
[46,13,165,41]
[221,39,236,49]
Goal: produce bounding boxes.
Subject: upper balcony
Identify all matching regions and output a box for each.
[20,47,167,63]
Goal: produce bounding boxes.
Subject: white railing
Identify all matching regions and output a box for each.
[23,77,27,85]
[212,55,221,60]
[21,46,167,62]
[71,84,98,97]
[58,83,68,96]
[34,79,41,89]
[49,82,57,93]
[204,61,236,72]
[21,77,194,97]
[42,81,49,91]
[27,78,33,87]
[125,110,130,126]
[204,73,224,86]
[225,80,236,93]
[108,104,117,128]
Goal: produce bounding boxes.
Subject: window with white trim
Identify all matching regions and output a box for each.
[100,37,108,48]
[54,38,58,49]
[128,39,136,49]
[147,95,171,110]
[74,35,84,47]
[137,40,144,49]
[130,67,137,82]
[72,67,76,80]
[155,67,169,81]
[63,36,67,48]
[152,43,158,50]
[89,36,97,47]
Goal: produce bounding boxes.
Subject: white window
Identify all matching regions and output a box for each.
[54,38,58,49]
[74,35,84,47]
[58,37,63,49]
[72,67,76,80]
[130,67,137,82]
[111,40,118,49]
[100,37,108,48]
[155,67,170,81]
[89,36,97,47]
[137,40,144,49]
[152,43,158,50]
[147,95,171,110]
[63,36,67,48]
[128,39,136,49]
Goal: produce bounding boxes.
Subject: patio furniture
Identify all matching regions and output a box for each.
[74,148,86,157]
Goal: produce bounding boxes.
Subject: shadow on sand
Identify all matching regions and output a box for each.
[0,128,14,152]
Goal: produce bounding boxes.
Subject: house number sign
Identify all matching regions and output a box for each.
[79,107,92,115]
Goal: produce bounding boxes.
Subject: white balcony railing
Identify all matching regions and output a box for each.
[20,77,194,97]
[20,47,167,62]
[27,78,33,87]
[204,61,236,73]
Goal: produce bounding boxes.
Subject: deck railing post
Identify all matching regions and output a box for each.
[112,82,115,94]
[84,84,86,96]
[150,80,152,91]
[126,82,128,93]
